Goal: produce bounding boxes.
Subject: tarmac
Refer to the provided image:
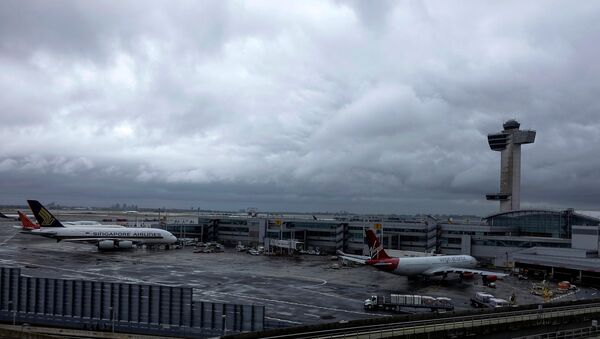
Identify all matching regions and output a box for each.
[1,217,598,328]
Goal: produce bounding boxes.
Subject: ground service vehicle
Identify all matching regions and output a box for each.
[364,294,454,313]
[471,292,510,308]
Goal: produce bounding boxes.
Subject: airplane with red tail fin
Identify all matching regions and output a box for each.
[338,229,506,281]
[18,211,39,230]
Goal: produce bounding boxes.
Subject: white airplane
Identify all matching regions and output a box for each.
[13,211,124,230]
[338,229,506,281]
[60,220,124,228]
[2,210,124,228]
[63,221,105,226]
[21,200,177,250]
[0,211,34,221]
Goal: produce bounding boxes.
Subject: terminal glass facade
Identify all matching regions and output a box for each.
[484,210,599,239]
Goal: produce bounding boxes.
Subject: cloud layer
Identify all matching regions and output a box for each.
[1,1,600,214]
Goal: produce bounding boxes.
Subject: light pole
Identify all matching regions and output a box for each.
[200,219,204,243]
[222,314,227,336]
[196,207,200,244]
[9,300,15,325]
[109,306,115,332]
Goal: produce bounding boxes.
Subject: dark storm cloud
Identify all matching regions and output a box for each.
[1,1,600,214]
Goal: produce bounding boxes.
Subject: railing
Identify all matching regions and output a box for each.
[257,301,600,339]
[513,326,600,339]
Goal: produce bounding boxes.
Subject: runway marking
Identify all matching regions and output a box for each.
[285,276,365,304]
[0,231,20,247]
[5,247,329,290]
[1,249,368,319]
[203,291,391,317]
[290,284,362,303]
[265,317,302,325]
[0,257,176,286]
[293,276,328,288]
[0,245,391,319]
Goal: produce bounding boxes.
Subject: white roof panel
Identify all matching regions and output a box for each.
[576,210,600,220]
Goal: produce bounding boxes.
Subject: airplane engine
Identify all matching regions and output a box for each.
[484,275,498,282]
[98,240,115,250]
[460,272,474,279]
[117,240,133,249]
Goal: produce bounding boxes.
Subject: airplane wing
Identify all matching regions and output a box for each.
[63,238,106,244]
[20,230,57,237]
[336,250,369,264]
[423,266,508,278]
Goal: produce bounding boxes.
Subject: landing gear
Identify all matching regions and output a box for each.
[408,275,431,285]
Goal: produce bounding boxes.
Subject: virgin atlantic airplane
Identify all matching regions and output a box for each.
[338,229,506,282]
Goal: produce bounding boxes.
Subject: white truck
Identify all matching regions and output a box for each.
[470,292,510,308]
[364,294,454,313]
[489,298,511,308]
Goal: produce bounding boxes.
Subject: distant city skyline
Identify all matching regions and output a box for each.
[1,1,600,214]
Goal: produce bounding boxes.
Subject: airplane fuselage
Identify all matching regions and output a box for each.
[62,221,124,228]
[366,255,478,276]
[26,227,177,245]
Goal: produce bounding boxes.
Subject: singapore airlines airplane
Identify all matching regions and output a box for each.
[338,229,506,281]
[21,200,177,250]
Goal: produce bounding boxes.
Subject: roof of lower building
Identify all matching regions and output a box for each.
[483,209,600,223]
[514,247,600,272]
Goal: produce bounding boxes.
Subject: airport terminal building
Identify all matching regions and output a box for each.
[159,208,600,277]
[159,120,600,284]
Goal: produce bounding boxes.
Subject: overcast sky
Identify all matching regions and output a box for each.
[1,1,599,214]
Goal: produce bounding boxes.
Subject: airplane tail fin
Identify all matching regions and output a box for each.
[27,200,64,227]
[0,212,8,219]
[365,229,390,260]
[18,211,39,230]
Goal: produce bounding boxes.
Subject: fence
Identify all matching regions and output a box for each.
[0,267,264,338]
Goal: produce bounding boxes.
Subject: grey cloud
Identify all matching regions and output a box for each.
[1,1,600,214]
[0,1,233,62]
[338,0,397,30]
[0,156,95,175]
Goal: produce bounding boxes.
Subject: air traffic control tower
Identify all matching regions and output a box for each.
[486,120,536,212]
